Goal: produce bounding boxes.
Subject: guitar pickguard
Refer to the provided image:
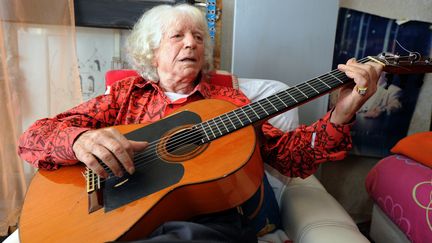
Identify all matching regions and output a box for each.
[103,111,202,212]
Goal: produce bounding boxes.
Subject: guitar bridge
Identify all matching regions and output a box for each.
[86,168,101,193]
[85,168,104,213]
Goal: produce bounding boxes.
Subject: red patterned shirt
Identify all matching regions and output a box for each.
[18,75,353,178]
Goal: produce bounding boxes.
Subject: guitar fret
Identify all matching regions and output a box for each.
[257,101,269,115]
[329,73,343,83]
[317,77,332,89]
[274,93,294,109]
[246,105,261,120]
[218,116,229,133]
[211,119,222,136]
[275,93,288,107]
[233,110,244,126]
[266,98,278,111]
[206,121,216,138]
[311,80,328,93]
[285,90,298,103]
[295,86,308,98]
[225,113,237,129]
[200,123,210,141]
[240,108,252,123]
[306,82,320,94]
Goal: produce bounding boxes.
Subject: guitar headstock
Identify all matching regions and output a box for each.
[369,52,432,74]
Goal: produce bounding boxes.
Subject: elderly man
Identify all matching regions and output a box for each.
[17,3,382,242]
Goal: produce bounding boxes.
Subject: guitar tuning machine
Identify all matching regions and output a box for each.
[379,52,400,64]
[408,52,421,64]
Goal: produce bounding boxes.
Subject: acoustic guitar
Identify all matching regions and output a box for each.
[19,53,432,242]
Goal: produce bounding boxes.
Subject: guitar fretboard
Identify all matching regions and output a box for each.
[194,57,371,144]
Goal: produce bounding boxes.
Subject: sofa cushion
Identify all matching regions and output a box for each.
[366,154,432,243]
[390,131,432,168]
[280,176,366,243]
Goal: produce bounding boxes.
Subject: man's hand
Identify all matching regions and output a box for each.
[331,58,383,124]
[72,127,149,178]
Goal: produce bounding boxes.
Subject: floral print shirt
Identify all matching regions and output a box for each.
[18,74,353,178]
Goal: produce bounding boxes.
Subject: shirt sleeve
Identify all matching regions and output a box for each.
[17,91,121,170]
[260,110,353,178]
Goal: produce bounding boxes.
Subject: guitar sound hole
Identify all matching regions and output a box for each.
[165,128,201,156]
[157,125,208,162]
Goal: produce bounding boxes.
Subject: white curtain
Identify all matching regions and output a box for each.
[0,0,82,236]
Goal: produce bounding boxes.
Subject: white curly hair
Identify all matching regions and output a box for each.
[125,4,214,81]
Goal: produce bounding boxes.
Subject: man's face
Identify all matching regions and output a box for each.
[154,17,206,82]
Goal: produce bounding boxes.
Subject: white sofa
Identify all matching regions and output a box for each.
[369,204,410,243]
[263,165,369,243]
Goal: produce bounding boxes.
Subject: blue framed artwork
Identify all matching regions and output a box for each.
[331,8,432,158]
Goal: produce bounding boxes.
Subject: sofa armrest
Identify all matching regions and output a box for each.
[279,175,370,243]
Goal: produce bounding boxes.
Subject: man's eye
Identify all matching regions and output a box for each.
[171,34,182,39]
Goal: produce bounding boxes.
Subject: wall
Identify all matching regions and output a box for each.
[76,27,114,100]
[223,0,339,125]
[76,27,131,100]
[340,0,432,23]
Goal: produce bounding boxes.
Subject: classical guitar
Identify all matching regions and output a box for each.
[19,53,432,242]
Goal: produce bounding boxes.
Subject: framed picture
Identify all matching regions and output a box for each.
[330,8,432,157]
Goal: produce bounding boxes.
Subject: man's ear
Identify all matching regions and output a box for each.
[152,49,159,67]
[152,59,158,67]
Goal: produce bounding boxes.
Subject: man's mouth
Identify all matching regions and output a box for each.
[179,57,197,62]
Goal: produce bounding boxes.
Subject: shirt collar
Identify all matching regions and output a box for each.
[134,74,213,99]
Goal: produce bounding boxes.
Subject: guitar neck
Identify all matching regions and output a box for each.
[195,57,374,143]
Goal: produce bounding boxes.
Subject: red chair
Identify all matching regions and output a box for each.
[105,69,239,89]
[105,69,140,89]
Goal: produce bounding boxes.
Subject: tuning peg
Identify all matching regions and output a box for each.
[408,52,421,64]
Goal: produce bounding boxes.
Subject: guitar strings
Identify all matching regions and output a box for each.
[91,57,370,182]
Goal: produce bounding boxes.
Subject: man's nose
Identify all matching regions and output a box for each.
[184,33,196,49]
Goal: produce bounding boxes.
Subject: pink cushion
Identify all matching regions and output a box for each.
[366,155,432,243]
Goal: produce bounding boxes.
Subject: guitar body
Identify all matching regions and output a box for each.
[19,99,264,243]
